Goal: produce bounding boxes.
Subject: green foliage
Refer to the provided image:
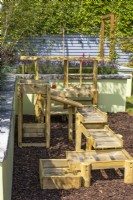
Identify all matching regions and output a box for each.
[1,0,133,64]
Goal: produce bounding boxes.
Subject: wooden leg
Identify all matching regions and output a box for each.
[124,160,133,184]
[75,114,82,151]
[68,107,73,141]
[86,137,93,150]
[81,163,91,187]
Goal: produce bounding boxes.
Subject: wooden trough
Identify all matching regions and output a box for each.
[39,159,82,189]
[77,124,123,151]
[77,106,108,128]
[75,106,108,150]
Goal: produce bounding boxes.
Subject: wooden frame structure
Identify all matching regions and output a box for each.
[100,13,115,60]
[17,79,51,147]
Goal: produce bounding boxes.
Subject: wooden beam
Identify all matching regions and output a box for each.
[100,19,105,57]
[102,13,114,20]
[20,56,110,62]
[50,95,84,108]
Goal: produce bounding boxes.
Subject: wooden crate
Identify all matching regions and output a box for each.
[39,159,82,189]
[23,123,45,137]
[66,149,133,185]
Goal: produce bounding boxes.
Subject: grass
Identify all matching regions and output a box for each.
[126,95,133,114]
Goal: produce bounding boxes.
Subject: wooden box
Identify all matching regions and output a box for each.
[39,159,82,189]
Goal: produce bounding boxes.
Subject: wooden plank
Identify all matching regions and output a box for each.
[40,159,69,168]
[20,56,110,62]
[21,143,46,147]
[23,132,44,137]
[23,123,45,128]
[68,73,93,77]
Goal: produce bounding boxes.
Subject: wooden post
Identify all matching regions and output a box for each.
[75,113,82,151]
[35,59,39,80]
[124,160,133,184]
[93,60,98,106]
[81,163,91,187]
[45,85,51,148]
[64,59,68,88]
[68,106,75,141]
[18,83,23,147]
[22,63,25,77]
[110,14,115,61]
[79,60,82,87]
[100,19,105,57]
[86,137,93,150]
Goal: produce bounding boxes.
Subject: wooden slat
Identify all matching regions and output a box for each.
[21,143,46,147]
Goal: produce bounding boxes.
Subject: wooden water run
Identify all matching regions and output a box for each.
[19,55,132,188]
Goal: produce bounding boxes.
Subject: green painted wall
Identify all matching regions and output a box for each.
[119,72,132,97]
[0,99,15,200]
[0,164,4,200]
[2,115,15,200]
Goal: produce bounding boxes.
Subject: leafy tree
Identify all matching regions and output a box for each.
[1,0,133,64]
